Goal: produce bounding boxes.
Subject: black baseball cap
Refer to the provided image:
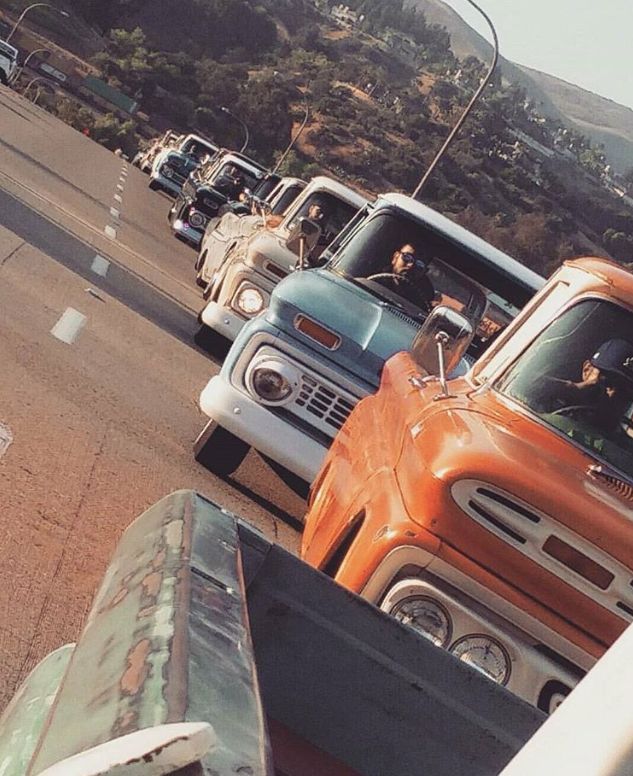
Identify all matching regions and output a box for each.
[590,339,633,386]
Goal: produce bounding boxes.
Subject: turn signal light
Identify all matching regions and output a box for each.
[294,315,341,350]
[542,535,614,590]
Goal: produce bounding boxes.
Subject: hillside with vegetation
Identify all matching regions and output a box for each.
[410,0,633,176]
[3,0,633,274]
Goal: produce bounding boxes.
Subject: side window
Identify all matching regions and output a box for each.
[320,204,371,265]
[496,299,633,476]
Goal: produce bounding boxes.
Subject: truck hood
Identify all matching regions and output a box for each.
[267,269,418,389]
[247,229,293,271]
[407,395,633,645]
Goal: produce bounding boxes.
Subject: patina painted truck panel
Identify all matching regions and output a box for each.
[0,491,544,775]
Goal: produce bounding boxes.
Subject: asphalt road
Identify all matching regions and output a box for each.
[0,85,304,708]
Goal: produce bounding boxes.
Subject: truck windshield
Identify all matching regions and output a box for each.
[271,184,303,216]
[164,153,199,175]
[286,192,360,261]
[209,163,260,197]
[181,138,216,160]
[496,299,633,479]
[331,211,525,354]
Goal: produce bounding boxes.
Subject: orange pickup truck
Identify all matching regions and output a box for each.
[302,257,633,715]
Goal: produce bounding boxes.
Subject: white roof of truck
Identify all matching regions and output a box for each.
[0,40,18,59]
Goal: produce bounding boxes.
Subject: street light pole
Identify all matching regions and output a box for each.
[22,74,52,99]
[221,106,250,154]
[411,0,499,200]
[271,86,310,175]
[6,3,70,42]
[11,47,49,84]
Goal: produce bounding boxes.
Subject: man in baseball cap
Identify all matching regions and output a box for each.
[589,339,633,389]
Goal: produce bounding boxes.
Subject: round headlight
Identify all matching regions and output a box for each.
[450,635,511,685]
[389,597,451,647]
[235,286,264,316]
[189,210,206,228]
[245,357,301,405]
[162,165,173,178]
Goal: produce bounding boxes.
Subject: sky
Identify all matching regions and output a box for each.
[447,0,633,111]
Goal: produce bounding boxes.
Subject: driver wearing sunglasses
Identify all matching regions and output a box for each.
[370,243,436,310]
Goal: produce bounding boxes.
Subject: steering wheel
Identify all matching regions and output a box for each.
[367,272,414,285]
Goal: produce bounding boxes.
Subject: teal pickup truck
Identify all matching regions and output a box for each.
[194,193,544,483]
[0,492,543,775]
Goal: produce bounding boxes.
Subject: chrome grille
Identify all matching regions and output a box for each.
[295,375,356,433]
[452,479,633,623]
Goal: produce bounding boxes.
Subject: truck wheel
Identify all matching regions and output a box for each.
[193,324,228,359]
[193,420,249,476]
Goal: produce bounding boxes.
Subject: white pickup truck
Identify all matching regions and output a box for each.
[0,39,18,85]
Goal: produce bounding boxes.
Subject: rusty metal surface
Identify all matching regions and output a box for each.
[26,490,273,776]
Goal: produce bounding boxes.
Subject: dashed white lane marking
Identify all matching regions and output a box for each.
[91,254,110,276]
[0,422,13,459]
[51,308,87,344]
[110,207,120,219]
[105,225,117,239]
[114,193,122,203]
[116,183,124,191]
[85,287,106,302]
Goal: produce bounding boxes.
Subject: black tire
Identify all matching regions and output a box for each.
[148,180,159,191]
[193,420,249,476]
[193,324,229,359]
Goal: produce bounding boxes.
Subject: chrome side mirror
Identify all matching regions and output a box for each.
[285,217,322,268]
[410,306,474,394]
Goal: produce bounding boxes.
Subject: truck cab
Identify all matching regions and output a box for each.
[194,175,306,290]
[169,151,267,248]
[193,193,543,481]
[0,39,18,85]
[195,175,368,342]
[149,133,219,197]
[301,257,633,714]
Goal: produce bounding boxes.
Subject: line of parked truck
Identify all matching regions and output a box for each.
[1,110,632,773]
[137,125,633,718]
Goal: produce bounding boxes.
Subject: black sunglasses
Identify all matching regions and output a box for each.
[399,250,417,264]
